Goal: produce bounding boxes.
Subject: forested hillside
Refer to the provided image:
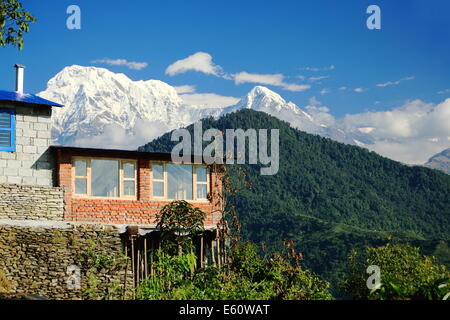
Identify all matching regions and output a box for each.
[140,109,450,294]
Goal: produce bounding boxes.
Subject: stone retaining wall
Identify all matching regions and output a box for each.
[0,221,133,299]
[0,183,64,221]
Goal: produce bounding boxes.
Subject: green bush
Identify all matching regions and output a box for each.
[343,243,450,300]
[136,242,333,300]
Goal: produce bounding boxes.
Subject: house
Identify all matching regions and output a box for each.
[0,64,223,229]
[0,65,226,297]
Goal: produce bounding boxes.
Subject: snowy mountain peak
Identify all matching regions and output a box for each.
[38,65,186,146]
[236,86,288,111]
[36,65,368,150]
[232,86,313,123]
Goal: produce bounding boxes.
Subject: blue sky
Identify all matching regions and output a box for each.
[1,0,450,118]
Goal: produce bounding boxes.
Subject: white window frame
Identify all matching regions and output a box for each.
[151,162,210,202]
[194,166,209,200]
[72,157,137,200]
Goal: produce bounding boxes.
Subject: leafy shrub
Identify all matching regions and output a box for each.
[343,243,450,300]
[136,242,333,300]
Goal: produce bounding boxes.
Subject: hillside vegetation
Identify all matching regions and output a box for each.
[140,109,450,293]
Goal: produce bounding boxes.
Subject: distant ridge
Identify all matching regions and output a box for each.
[425,148,450,175]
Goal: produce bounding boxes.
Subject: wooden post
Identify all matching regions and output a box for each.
[131,237,135,289]
[216,238,221,268]
[200,234,204,268]
[144,237,148,279]
[150,240,154,276]
[211,240,216,266]
[123,240,128,299]
[137,241,140,285]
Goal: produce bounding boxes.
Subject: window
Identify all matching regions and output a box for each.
[0,109,15,152]
[91,159,119,197]
[74,159,88,195]
[152,163,209,201]
[168,164,193,200]
[195,167,208,200]
[73,158,137,199]
[122,162,136,196]
[152,164,165,197]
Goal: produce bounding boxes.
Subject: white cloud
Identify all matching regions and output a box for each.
[305,96,334,126]
[179,93,239,108]
[320,88,330,95]
[339,86,348,91]
[282,83,311,92]
[341,98,450,163]
[367,139,448,165]
[309,75,329,82]
[91,58,148,70]
[166,52,312,92]
[73,120,170,150]
[303,65,335,72]
[308,96,321,106]
[376,76,415,87]
[165,52,223,76]
[233,72,284,86]
[354,88,365,93]
[173,85,196,94]
[232,71,310,92]
[438,89,450,94]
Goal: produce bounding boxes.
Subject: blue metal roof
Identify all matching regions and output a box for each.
[0,90,63,107]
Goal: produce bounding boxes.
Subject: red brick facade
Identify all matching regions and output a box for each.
[54,147,223,227]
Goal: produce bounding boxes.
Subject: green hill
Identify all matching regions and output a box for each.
[139,109,450,294]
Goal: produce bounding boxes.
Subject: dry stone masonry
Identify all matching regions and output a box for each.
[0,183,64,221]
[0,222,132,299]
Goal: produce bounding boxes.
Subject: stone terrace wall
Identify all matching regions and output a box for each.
[0,183,64,221]
[0,221,133,299]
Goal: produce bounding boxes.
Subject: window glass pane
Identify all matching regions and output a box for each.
[0,112,11,128]
[196,167,207,182]
[74,160,87,176]
[0,131,11,147]
[124,180,135,196]
[91,159,119,197]
[197,184,207,199]
[123,162,135,179]
[168,164,192,200]
[153,181,164,197]
[75,178,87,194]
[153,164,164,180]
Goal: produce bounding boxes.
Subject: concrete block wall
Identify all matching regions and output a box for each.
[0,103,54,186]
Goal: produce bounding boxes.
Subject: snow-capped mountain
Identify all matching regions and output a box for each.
[222,86,372,145]
[39,65,190,145]
[424,148,450,174]
[38,65,369,149]
[223,86,321,134]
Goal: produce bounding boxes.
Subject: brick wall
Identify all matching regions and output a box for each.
[0,183,64,220]
[56,149,223,227]
[0,103,54,186]
[0,221,132,299]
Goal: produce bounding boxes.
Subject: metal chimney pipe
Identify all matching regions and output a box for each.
[14,64,25,93]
